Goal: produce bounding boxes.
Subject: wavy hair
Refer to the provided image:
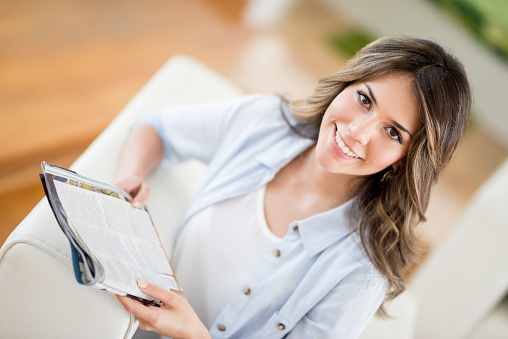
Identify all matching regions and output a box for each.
[287,36,472,312]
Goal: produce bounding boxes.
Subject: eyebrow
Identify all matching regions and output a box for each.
[364,83,377,106]
[364,82,413,138]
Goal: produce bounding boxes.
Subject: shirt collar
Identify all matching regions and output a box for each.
[293,199,357,257]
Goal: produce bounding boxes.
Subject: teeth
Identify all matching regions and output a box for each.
[335,130,360,158]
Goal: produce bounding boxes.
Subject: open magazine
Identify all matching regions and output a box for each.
[40,161,180,307]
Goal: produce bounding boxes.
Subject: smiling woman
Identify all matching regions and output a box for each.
[288,36,472,312]
[113,36,472,338]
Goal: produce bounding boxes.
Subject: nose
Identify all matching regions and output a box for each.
[348,115,376,145]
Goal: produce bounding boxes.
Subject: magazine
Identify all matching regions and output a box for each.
[40,161,180,307]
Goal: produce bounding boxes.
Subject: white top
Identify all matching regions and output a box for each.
[171,185,281,328]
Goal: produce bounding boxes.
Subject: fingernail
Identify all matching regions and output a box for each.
[132,201,141,209]
[138,280,148,289]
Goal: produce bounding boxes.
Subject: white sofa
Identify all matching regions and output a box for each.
[410,156,508,339]
[0,56,417,339]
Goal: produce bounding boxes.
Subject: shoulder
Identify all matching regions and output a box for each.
[325,240,388,302]
[151,93,284,120]
[342,234,389,289]
[205,93,283,112]
[342,262,388,287]
[219,94,296,141]
[238,93,283,107]
[228,94,286,121]
[325,228,388,286]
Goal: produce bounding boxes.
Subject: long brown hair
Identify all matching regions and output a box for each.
[288,36,472,312]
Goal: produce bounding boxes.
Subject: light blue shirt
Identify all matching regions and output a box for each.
[138,94,388,338]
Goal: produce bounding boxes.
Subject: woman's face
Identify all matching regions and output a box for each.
[315,73,420,178]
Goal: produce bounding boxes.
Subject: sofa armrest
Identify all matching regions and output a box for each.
[0,55,244,339]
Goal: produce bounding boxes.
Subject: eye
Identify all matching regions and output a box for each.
[357,91,372,110]
[386,127,403,144]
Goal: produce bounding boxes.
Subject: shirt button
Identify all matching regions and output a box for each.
[277,323,285,331]
[274,249,281,257]
[293,226,299,233]
[218,324,226,331]
[243,287,251,295]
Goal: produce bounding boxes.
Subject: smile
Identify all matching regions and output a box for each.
[335,129,360,158]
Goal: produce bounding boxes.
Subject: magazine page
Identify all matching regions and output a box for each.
[40,173,98,285]
[48,168,180,302]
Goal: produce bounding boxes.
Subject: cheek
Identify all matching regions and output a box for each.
[370,142,408,168]
[323,96,355,123]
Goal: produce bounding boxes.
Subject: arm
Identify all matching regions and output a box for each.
[113,95,258,204]
[114,124,164,207]
[117,281,211,339]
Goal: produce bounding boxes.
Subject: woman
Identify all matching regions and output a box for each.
[115,36,472,338]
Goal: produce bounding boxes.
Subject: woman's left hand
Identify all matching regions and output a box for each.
[116,280,211,339]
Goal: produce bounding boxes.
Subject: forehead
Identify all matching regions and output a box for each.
[361,72,415,94]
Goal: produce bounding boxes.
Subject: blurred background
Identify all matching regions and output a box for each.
[1,0,508,335]
[0,0,508,318]
[4,0,507,251]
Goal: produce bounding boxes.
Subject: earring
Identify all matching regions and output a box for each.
[381,167,395,183]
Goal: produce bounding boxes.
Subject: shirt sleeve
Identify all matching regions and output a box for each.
[286,271,388,339]
[133,95,265,165]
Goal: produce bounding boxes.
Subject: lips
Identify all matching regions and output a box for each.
[333,126,361,159]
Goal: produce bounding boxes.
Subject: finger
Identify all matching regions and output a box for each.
[116,295,147,315]
[116,295,159,322]
[132,183,150,208]
[114,176,142,194]
[116,294,137,311]
[138,280,181,307]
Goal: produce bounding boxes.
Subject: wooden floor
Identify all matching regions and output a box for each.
[0,0,252,245]
[1,0,507,250]
[0,0,350,246]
